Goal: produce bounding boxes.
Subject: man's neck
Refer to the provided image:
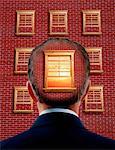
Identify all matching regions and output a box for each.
[39,108,79,117]
[37,101,80,117]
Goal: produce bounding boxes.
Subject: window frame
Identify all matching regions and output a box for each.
[86,47,103,73]
[16,10,35,36]
[84,85,104,112]
[49,10,68,35]
[82,10,102,35]
[14,86,33,113]
[14,48,33,74]
[43,50,76,92]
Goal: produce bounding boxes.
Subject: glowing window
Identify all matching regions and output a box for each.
[15,48,33,74]
[82,10,101,35]
[16,10,35,35]
[49,10,68,35]
[14,86,33,113]
[86,48,103,73]
[43,50,76,92]
[84,86,104,112]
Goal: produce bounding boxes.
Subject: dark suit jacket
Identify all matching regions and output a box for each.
[1,112,115,149]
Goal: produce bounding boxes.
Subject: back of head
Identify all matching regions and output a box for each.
[28,38,90,107]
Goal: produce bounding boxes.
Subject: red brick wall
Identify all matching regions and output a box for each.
[1,0,115,140]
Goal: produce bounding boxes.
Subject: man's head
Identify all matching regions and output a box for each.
[27,38,90,109]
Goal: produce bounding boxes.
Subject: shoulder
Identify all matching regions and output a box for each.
[1,127,115,149]
[1,129,34,149]
[78,129,115,149]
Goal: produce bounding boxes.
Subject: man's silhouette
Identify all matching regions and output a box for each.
[1,38,115,149]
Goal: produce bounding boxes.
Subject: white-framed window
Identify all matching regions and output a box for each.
[82,10,101,35]
[49,10,68,35]
[86,47,103,73]
[14,86,33,113]
[16,10,35,35]
[84,85,104,112]
[15,48,33,74]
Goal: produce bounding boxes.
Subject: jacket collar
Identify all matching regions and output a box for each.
[39,108,79,117]
[31,112,85,129]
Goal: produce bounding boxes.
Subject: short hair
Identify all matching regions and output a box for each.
[28,38,90,107]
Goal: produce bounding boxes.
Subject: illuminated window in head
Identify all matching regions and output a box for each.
[43,50,76,92]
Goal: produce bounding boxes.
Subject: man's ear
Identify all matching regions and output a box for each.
[80,79,90,101]
[27,81,38,102]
